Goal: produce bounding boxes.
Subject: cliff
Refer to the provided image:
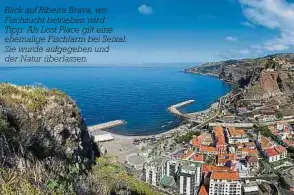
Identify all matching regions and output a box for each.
[186,53,294,100]
[0,83,98,167]
[0,83,159,195]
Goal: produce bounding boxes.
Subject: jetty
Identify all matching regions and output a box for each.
[168,100,195,117]
[88,120,126,132]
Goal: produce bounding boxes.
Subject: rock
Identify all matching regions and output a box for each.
[0,83,98,168]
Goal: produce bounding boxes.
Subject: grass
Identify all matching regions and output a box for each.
[174,131,201,144]
[0,139,160,195]
[0,83,69,112]
[0,156,160,195]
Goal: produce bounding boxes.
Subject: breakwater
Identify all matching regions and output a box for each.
[168,100,195,117]
[88,120,126,132]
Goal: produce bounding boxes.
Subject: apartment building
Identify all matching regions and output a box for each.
[209,171,242,195]
[179,162,202,195]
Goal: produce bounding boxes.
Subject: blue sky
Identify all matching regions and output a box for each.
[1,0,294,64]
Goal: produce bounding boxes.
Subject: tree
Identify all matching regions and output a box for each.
[277,112,284,120]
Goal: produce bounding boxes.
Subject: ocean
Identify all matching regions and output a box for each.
[0,65,231,135]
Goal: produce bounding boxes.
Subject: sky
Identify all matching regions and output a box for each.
[1,0,294,64]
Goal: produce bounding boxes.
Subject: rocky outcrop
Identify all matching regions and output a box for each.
[0,83,98,168]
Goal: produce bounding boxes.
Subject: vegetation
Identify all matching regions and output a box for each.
[0,83,160,195]
[0,83,69,112]
[174,131,201,144]
[257,126,281,144]
[258,126,274,138]
[0,151,159,195]
[231,84,241,93]
[277,111,284,120]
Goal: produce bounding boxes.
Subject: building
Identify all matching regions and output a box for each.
[226,127,249,144]
[144,163,162,186]
[263,145,287,163]
[282,139,294,147]
[191,137,201,152]
[199,145,217,156]
[257,133,273,150]
[198,185,209,195]
[143,159,165,186]
[201,164,232,185]
[243,181,259,195]
[275,145,287,159]
[209,171,242,195]
[245,156,259,169]
[259,114,276,122]
[216,153,237,166]
[214,126,227,153]
[264,148,280,163]
[237,148,258,159]
[164,159,179,177]
[277,121,290,131]
[190,133,213,152]
[182,150,205,163]
[179,162,202,195]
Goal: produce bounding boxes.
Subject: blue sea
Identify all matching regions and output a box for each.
[0,65,231,135]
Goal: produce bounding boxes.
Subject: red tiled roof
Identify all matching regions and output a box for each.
[202,164,231,173]
[217,153,237,165]
[191,137,201,147]
[199,185,208,195]
[200,145,217,153]
[214,126,226,145]
[211,171,240,180]
[282,139,294,146]
[191,154,204,162]
[275,145,287,154]
[228,128,246,137]
[182,151,194,160]
[239,148,258,156]
[264,148,279,157]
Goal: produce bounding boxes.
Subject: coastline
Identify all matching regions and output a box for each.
[186,70,237,84]
[94,70,233,165]
[92,93,229,140]
[91,70,233,140]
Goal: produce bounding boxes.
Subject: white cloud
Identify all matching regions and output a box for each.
[225,36,238,42]
[239,0,294,51]
[138,4,153,15]
[265,44,289,51]
[241,21,255,28]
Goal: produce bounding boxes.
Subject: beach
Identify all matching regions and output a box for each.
[91,98,223,166]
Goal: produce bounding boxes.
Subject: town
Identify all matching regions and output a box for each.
[92,54,294,195]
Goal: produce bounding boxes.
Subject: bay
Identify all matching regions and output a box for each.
[0,65,231,135]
